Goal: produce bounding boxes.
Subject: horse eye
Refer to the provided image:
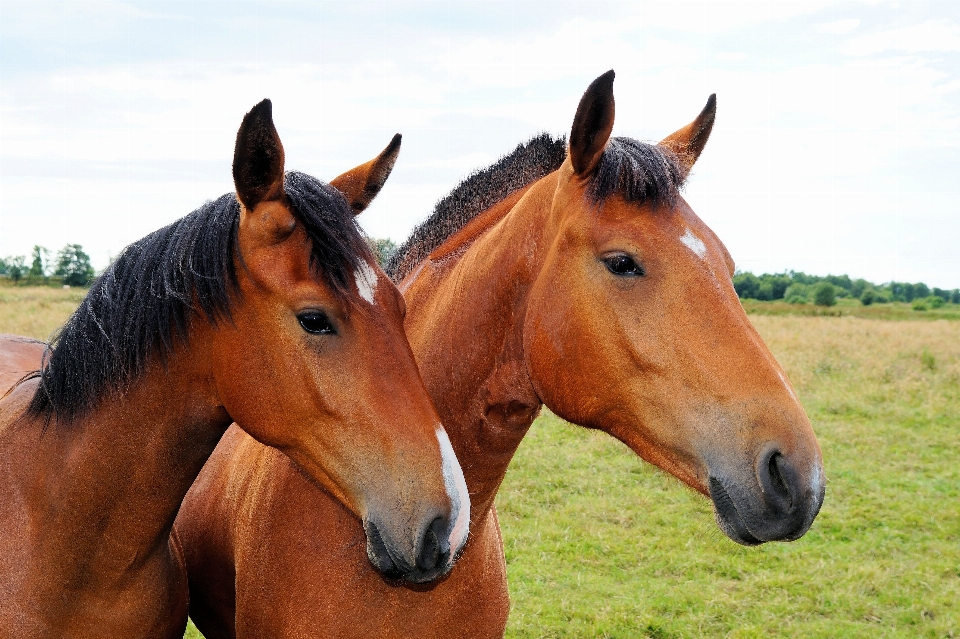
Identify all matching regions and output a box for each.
[297,312,335,335]
[603,254,644,277]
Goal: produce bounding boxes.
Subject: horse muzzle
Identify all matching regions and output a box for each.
[363,513,458,584]
[708,444,825,546]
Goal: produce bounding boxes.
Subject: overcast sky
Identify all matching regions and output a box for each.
[1,1,958,287]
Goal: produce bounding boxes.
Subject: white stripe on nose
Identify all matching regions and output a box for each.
[778,371,800,404]
[436,427,470,555]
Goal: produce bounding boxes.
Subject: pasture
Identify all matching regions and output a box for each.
[1,286,956,638]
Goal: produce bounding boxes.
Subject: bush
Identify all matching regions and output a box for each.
[851,278,870,298]
[927,295,945,309]
[813,282,836,307]
[912,299,928,311]
[952,289,960,304]
[783,283,808,304]
[860,290,875,306]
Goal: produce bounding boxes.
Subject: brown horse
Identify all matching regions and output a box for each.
[0,100,468,639]
[174,71,825,638]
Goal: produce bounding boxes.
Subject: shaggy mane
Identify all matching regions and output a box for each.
[387,134,685,281]
[26,171,372,422]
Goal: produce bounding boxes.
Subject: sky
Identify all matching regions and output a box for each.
[1,0,958,288]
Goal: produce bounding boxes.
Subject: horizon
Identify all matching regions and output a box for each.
[1,1,958,289]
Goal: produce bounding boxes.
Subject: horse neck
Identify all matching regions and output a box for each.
[17,332,230,584]
[403,172,560,519]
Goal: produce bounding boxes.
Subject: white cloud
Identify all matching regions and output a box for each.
[843,19,960,56]
[1,1,959,287]
[817,18,861,34]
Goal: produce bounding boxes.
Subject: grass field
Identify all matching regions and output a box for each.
[741,297,960,321]
[1,287,957,638]
[499,315,959,638]
[0,285,87,340]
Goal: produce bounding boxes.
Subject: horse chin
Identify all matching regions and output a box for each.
[708,477,764,547]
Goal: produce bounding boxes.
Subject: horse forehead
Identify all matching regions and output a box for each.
[353,261,379,305]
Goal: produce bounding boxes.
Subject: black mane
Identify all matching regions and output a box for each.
[591,136,685,206]
[27,170,371,422]
[386,134,685,281]
[386,133,567,280]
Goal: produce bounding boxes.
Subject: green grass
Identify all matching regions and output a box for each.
[2,287,955,637]
[741,297,960,321]
[498,316,960,638]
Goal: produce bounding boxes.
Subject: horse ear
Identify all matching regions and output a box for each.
[329,134,402,215]
[659,94,716,177]
[233,99,286,211]
[570,70,616,176]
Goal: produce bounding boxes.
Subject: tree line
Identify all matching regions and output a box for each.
[733,270,960,308]
[0,244,95,287]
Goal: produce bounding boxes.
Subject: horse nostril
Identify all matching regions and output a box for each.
[416,517,447,572]
[758,448,795,512]
[769,452,790,503]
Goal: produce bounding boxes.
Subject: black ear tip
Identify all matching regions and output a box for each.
[247,99,273,123]
[388,132,402,151]
[590,69,616,92]
[706,93,717,109]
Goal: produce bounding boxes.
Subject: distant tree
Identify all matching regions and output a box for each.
[952,289,960,304]
[764,274,791,299]
[733,272,762,299]
[926,295,945,309]
[730,270,950,306]
[788,271,818,285]
[54,244,95,286]
[29,245,50,277]
[368,237,397,268]
[851,278,870,298]
[890,282,913,302]
[825,274,853,293]
[813,282,836,307]
[7,256,26,283]
[0,257,6,276]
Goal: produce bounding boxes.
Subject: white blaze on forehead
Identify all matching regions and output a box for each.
[436,427,470,555]
[680,227,707,260]
[354,261,378,304]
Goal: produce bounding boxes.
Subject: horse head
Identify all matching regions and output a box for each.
[210,101,469,580]
[524,72,823,545]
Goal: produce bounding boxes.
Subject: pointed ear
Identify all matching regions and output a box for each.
[659,94,716,177]
[329,134,402,215]
[570,70,616,176]
[233,99,285,211]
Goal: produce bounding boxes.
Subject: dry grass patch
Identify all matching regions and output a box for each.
[0,286,86,340]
